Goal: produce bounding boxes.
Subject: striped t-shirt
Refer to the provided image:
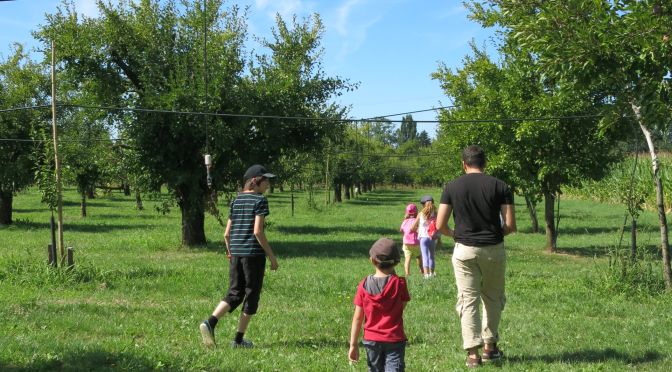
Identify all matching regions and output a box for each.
[228,192,270,257]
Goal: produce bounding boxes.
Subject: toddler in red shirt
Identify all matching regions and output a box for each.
[348,238,410,371]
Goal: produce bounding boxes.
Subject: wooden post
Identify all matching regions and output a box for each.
[631,219,637,261]
[51,40,65,265]
[325,153,330,206]
[49,215,57,266]
[47,244,56,267]
[66,247,74,269]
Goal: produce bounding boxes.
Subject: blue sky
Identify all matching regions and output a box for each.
[0,0,496,135]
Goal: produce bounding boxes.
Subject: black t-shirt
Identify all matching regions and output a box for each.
[440,173,514,246]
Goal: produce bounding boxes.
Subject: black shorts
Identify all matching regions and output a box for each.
[223,255,266,315]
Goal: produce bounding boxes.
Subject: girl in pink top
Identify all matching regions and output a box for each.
[399,203,422,277]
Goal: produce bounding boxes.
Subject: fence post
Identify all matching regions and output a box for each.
[66,247,74,270]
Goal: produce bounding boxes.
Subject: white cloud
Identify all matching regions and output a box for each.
[331,0,381,59]
[255,0,305,21]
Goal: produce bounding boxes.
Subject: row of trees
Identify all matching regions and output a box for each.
[431,1,672,288]
[0,0,444,246]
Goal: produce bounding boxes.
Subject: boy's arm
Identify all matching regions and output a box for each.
[223,218,232,259]
[348,305,364,362]
[254,215,279,270]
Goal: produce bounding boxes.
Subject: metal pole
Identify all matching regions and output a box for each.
[51,40,65,264]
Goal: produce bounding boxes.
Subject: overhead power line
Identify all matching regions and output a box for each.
[362,105,456,120]
[0,104,51,113]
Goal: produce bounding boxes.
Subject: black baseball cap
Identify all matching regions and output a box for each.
[244,164,276,180]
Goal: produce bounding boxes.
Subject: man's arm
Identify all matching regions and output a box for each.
[436,203,454,237]
[501,204,517,235]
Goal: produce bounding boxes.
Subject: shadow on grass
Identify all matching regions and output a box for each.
[274,239,395,258]
[274,225,396,236]
[10,220,152,233]
[0,350,158,371]
[558,227,620,235]
[506,348,661,365]
[274,337,349,349]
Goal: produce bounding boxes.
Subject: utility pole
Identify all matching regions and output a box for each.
[51,40,65,263]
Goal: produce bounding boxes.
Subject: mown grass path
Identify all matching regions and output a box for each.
[1,187,671,371]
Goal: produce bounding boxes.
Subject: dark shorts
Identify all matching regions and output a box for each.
[223,255,266,315]
[363,340,406,372]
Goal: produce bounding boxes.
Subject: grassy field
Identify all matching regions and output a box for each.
[1,186,671,371]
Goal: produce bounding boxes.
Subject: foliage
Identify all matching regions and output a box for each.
[397,114,417,144]
[0,45,48,223]
[589,248,665,297]
[34,1,351,244]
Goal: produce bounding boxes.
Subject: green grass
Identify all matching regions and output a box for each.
[1,186,671,371]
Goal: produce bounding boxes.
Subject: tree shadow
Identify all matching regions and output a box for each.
[553,246,611,257]
[273,337,349,349]
[506,348,660,366]
[9,220,151,233]
[558,227,621,235]
[0,349,158,371]
[274,239,381,258]
[274,225,396,236]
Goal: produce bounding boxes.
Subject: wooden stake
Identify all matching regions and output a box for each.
[66,247,74,269]
[51,40,65,264]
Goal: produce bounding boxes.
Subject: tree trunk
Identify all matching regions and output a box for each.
[333,183,342,203]
[631,219,637,262]
[544,191,557,253]
[123,183,131,196]
[176,184,207,246]
[135,189,144,210]
[87,186,95,199]
[344,183,351,200]
[80,192,87,218]
[525,193,539,233]
[0,191,13,225]
[633,102,672,289]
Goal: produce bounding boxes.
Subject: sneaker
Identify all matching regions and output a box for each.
[465,354,482,368]
[482,345,504,363]
[231,339,254,348]
[199,321,216,347]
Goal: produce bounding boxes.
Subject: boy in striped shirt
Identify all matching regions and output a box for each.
[200,164,279,348]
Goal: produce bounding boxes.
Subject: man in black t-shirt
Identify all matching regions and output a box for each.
[436,145,516,368]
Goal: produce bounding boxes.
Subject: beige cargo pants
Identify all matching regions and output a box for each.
[451,242,506,350]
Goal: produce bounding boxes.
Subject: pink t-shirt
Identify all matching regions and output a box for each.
[400,218,419,245]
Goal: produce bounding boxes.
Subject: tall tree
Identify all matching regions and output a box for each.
[398,114,417,144]
[433,44,624,251]
[0,45,47,225]
[36,1,351,245]
[467,0,672,287]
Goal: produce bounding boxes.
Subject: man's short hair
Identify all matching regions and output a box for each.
[462,145,486,169]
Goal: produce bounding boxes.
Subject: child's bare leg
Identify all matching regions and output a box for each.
[404,255,412,276]
[237,312,253,333]
[212,301,232,319]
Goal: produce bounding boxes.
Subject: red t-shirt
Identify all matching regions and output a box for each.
[354,274,410,342]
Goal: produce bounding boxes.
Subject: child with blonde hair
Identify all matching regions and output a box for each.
[400,203,422,277]
[412,195,438,278]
